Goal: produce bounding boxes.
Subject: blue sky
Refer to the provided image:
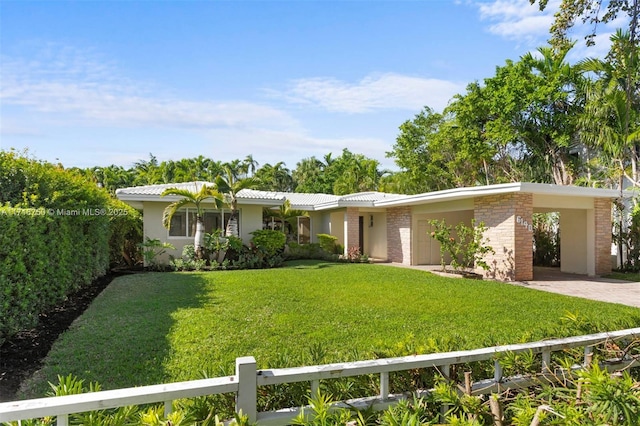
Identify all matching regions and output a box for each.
[0,0,624,171]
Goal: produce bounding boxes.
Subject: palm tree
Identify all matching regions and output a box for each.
[215,166,260,238]
[242,154,259,178]
[579,30,640,186]
[263,199,307,239]
[161,183,224,258]
[520,44,582,185]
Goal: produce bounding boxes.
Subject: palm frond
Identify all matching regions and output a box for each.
[162,198,193,228]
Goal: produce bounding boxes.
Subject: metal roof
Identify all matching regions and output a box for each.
[116,181,626,211]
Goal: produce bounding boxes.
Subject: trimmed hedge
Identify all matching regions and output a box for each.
[0,150,141,343]
[0,207,109,344]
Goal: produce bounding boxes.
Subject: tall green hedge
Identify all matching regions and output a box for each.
[0,207,109,342]
[0,150,141,343]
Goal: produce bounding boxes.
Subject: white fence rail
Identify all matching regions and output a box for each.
[1,328,639,425]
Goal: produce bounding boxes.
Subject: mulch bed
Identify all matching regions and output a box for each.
[0,272,124,402]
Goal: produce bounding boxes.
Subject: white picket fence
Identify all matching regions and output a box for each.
[1,327,640,425]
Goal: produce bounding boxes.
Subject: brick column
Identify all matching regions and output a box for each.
[594,198,612,275]
[513,193,534,281]
[344,207,360,254]
[474,193,533,281]
[387,206,412,264]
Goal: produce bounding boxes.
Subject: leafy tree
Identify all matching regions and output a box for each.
[387,106,485,192]
[332,155,387,195]
[579,29,640,188]
[254,161,294,192]
[133,153,161,185]
[293,156,333,193]
[530,0,639,48]
[161,183,223,258]
[293,149,386,194]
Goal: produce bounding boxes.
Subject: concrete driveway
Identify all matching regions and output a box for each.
[516,267,640,308]
[380,263,640,308]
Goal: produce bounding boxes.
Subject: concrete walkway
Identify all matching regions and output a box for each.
[379,263,640,308]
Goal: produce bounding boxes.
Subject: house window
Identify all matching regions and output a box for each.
[168,208,237,237]
[169,211,187,237]
[298,217,311,244]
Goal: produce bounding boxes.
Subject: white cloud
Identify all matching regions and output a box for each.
[198,127,393,169]
[271,73,465,113]
[1,46,300,132]
[476,0,559,42]
[474,0,628,60]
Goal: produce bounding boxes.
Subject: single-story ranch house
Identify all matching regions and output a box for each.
[116,181,624,281]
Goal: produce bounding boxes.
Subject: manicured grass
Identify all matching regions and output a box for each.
[606,271,640,282]
[20,260,640,398]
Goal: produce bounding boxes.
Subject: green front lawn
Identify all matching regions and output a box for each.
[20,260,640,399]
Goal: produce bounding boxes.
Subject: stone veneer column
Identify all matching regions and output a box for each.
[344,207,361,254]
[594,198,613,275]
[386,206,412,264]
[474,193,533,281]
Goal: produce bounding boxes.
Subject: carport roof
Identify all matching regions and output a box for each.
[372,182,626,207]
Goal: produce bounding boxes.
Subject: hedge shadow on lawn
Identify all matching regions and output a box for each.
[17,272,213,399]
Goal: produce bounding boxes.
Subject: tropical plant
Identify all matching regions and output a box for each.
[161,183,223,258]
[263,200,308,239]
[215,166,260,238]
[429,219,494,272]
[254,161,293,191]
[139,238,175,269]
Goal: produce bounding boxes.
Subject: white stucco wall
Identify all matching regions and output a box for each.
[142,201,265,265]
[329,210,345,247]
[559,209,589,274]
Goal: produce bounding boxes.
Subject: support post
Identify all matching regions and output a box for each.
[584,346,594,368]
[542,350,551,373]
[236,356,257,423]
[494,360,503,382]
[57,415,69,426]
[311,380,320,397]
[380,372,389,400]
[438,364,450,423]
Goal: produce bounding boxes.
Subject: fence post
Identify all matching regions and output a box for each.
[236,356,257,423]
[584,346,594,367]
[438,364,450,423]
[380,372,389,400]
[541,349,551,373]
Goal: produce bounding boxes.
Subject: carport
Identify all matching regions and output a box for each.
[376,183,622,281]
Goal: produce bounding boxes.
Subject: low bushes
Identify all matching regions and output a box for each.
[170,230,289,271]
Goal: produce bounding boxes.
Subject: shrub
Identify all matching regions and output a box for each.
[285,242,338,261]
[339,247,370,263]
[107,199,142,267]
[139,238,175,270]
[532,212,560,267]
[316,233,338,253]
[249,229,286,257]
[429,219,494,272]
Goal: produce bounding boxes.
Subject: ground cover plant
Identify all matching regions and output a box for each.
[17,261,640,418]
